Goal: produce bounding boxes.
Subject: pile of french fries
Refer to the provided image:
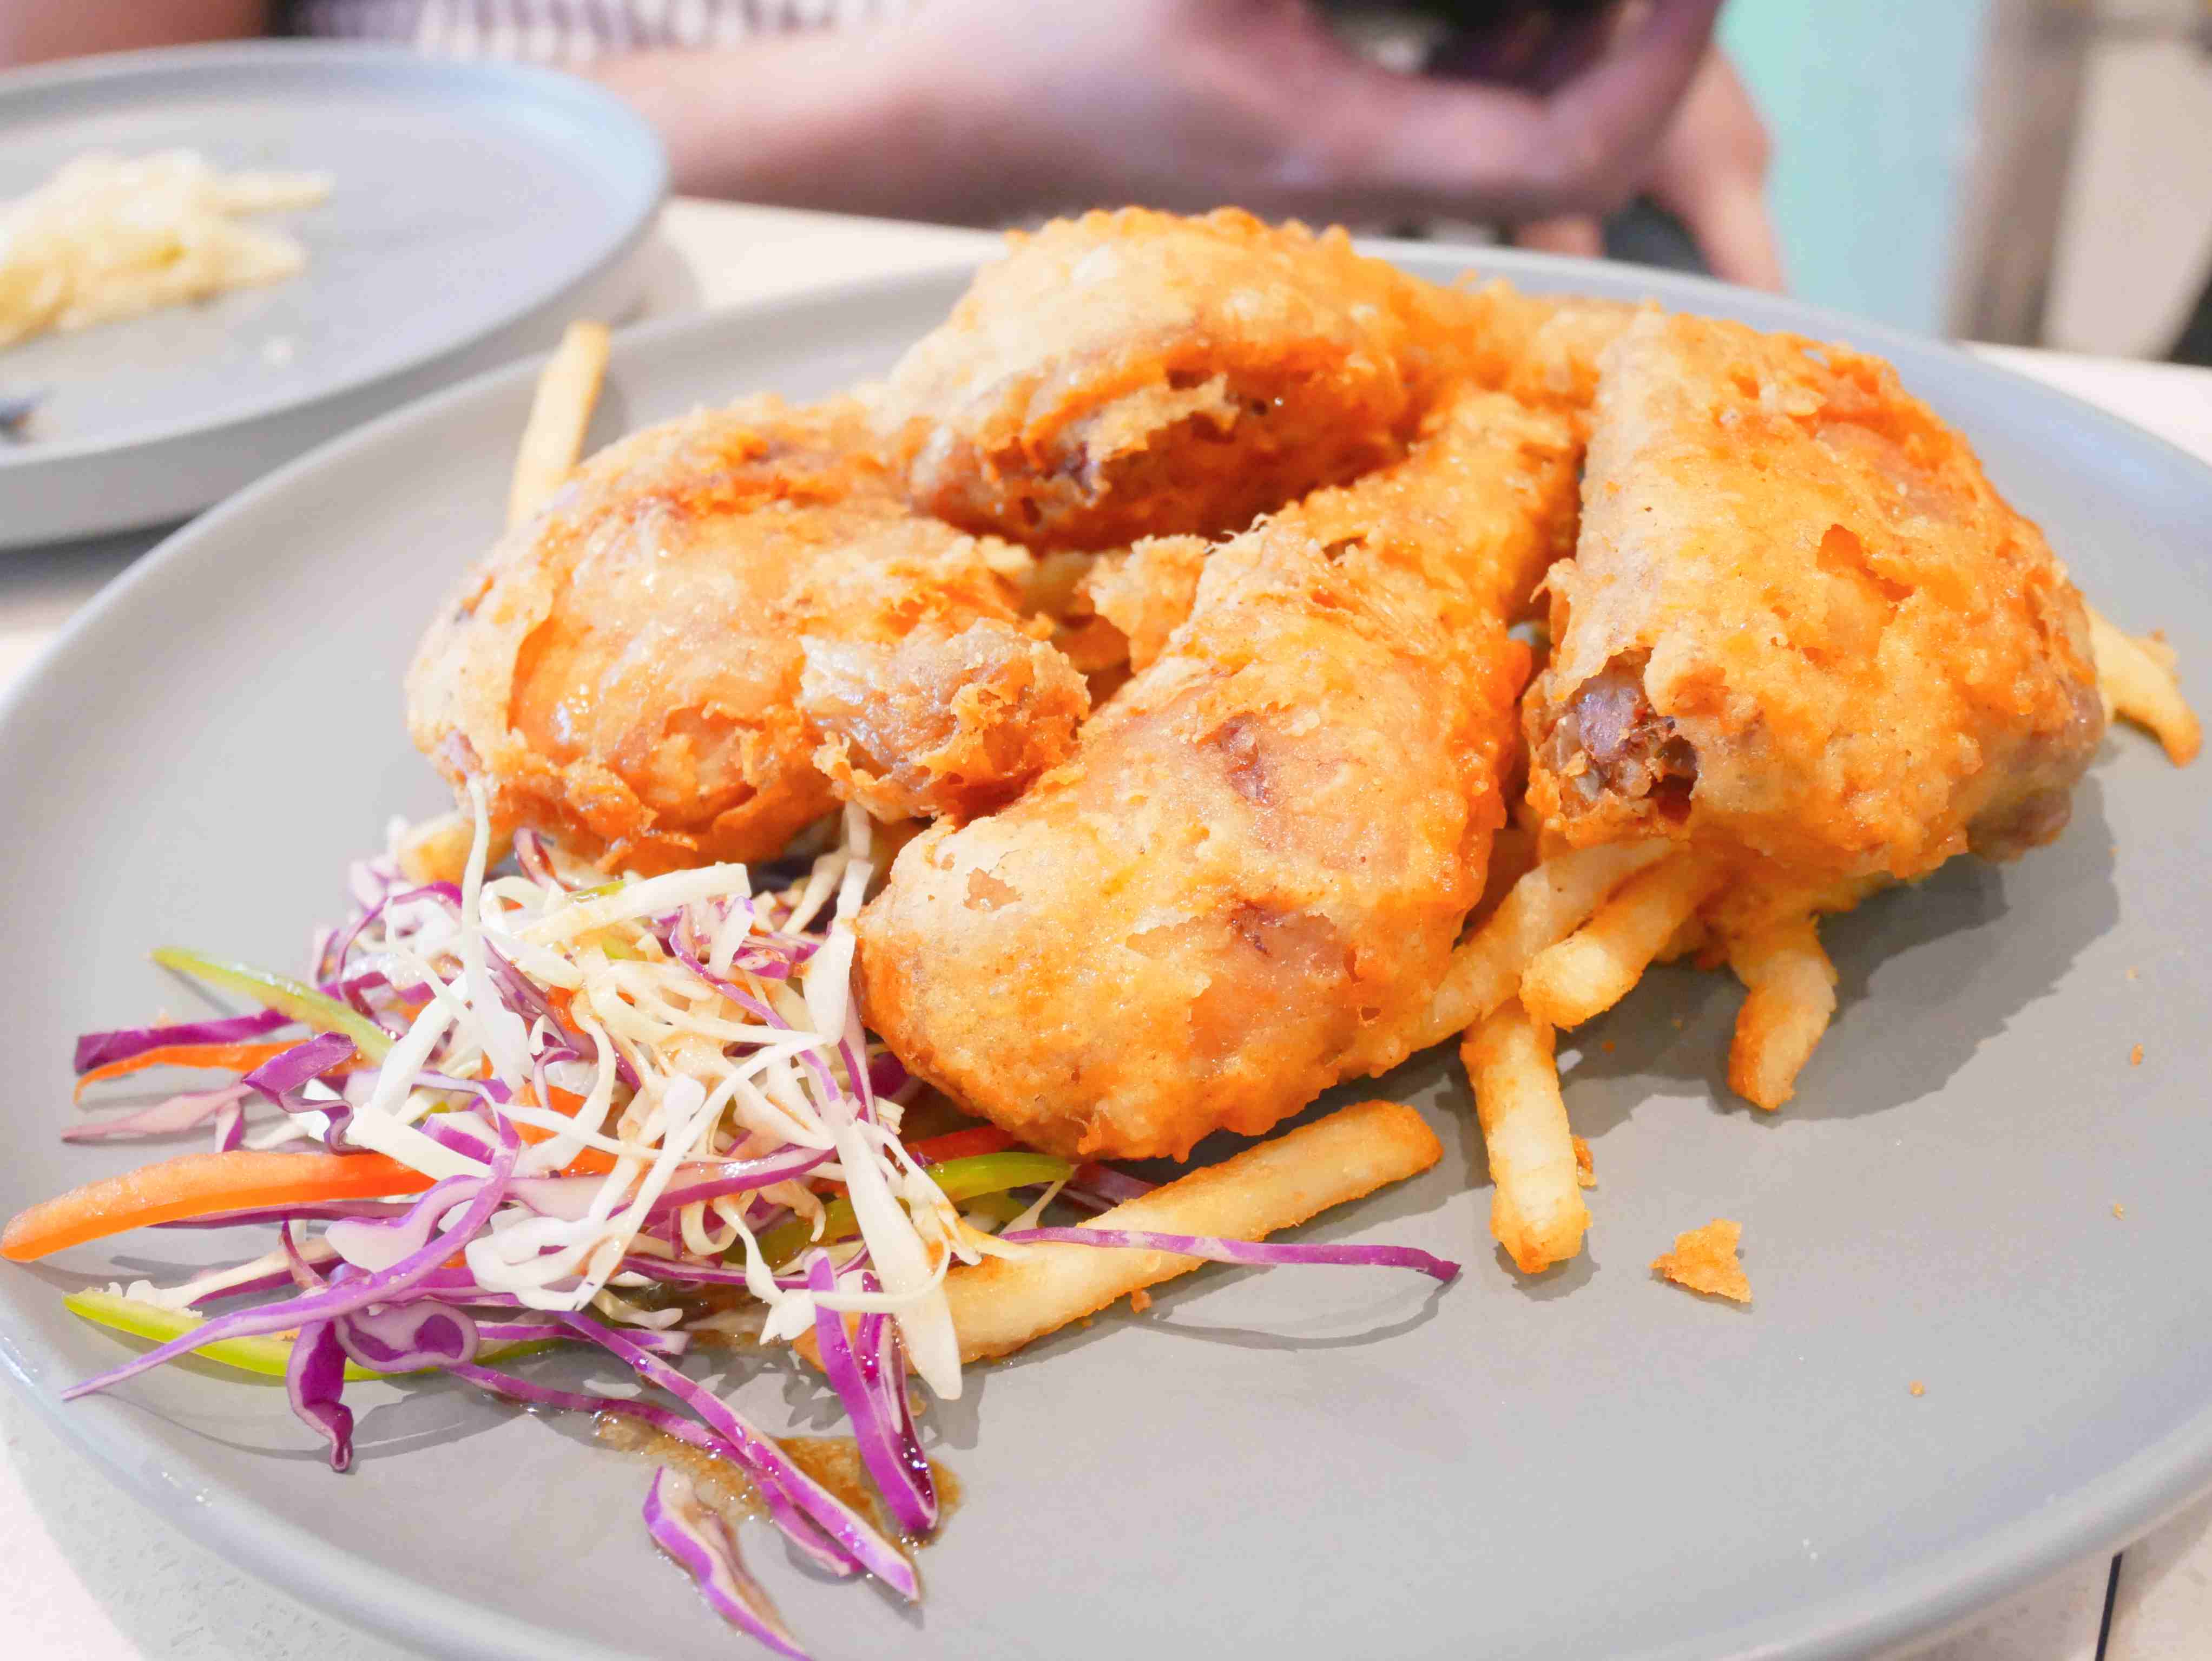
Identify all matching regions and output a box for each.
[1406,603,2200,1281]
[488,326,2203,1363]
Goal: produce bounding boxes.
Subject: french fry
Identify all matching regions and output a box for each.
[506,319,611,530]
[1726,914,1837,1110]
[1411,840,1671,1050]
[2089,607,2202,765]
[1461,998,1586,1273]
[940,1100,1441,1362]
[1518,850,1723,1030]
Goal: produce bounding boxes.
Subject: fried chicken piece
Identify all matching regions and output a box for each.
[406,396,1084,872]
[856,388,1581,1160]
[1458,280,1649,432]
[1524,312,2103,935]
[874,207,1480,551]
[1072,534,1210,675]
[804,622,1090,822]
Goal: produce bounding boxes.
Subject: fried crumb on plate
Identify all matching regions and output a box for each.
[1652,1218,1750,1304]
[1572,1135,1596,1189]
[1128,1288,1153,1314]
[2130,1042,2145,1067]
[1910,1381,1926,1397]
[2114,1203,2128,1219]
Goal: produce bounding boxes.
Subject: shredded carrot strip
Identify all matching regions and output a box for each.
[1,1150,437,1262]
[72,1041,304,1102]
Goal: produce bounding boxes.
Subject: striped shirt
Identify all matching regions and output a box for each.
[289,1,917,65]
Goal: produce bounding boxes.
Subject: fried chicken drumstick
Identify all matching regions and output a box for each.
[406,396,1088,872]
[857,386,1579,1159]
[874,207,1481,552]
[1516,312,2103,1101]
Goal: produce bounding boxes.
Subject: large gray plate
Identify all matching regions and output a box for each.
[1,251,2207,1661]
[0,42,664,547]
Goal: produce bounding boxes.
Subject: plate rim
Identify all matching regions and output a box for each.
[0,38,669,468]
[4,251,2211,1661]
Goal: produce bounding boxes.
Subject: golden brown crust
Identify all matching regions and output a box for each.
[804,619,1090,823]
[1524,313,2103,933]
[856,388,1580,1160]
[1652,1218,1751,1304]
[405,396,1069,872]
[875,207,1482,551]
[1454,280,1650,434]
[1075,534,1212,674]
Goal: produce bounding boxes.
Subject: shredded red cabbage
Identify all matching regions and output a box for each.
[155,1198,416,1231]
[556,1312,919,1601]
[63,1083,251,1144]
[808,1256,935,1537]
[449,1363,857,1581]
[643,1467,812,1660]
[72,1009,291,1074]
[335,1303,480,1373]
[997,1227,1462,1283]
[242,1032,356,1102]
[286,1319,354,1472]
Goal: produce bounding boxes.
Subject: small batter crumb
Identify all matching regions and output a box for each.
[2127,967,2140,982]
[1600,1039,1617,1054]
[1670,1015,1686,1030]
[1127,1288,1152,1314]
[1909,1381,1925,1397]
[2130,1042,2145,1067]
[2114,1203,2127,1220]
[1652,1218,1750,1304]
[1572,1134,1595,1188]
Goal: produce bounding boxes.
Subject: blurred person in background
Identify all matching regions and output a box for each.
[0,0,1779,289]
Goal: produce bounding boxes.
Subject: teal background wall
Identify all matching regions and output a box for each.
[1721,1,1992,333]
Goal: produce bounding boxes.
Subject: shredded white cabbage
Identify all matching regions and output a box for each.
[232,802,979,1388]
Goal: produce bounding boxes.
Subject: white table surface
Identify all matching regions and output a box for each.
[3,197,2210,1661]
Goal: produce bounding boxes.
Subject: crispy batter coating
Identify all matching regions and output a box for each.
[1475,284,1649,434]
[856,388,1580,1160]
[1074,534,1211,674]
[804,621,1090,822]
[1525,313,2103,933]
[406,396,1082,872]
[875,207,1480,551]
[1652,1218,1750,1304]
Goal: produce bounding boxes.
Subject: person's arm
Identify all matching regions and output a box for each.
[587,32,989,222]
[592,0,1727,228]
[0,1,267,68]
[1512,50,1782,291]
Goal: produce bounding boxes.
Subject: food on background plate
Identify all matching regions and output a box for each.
[6,207,2200,1660]
[0,150,328,352]
[858,385,1578,1160]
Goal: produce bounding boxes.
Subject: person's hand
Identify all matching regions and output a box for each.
[897,0,1725,226]
[1513,48,1782,290]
